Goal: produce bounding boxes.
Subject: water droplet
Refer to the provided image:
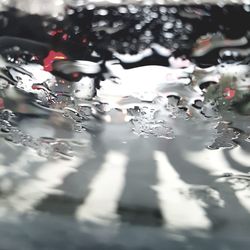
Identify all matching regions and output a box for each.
[96,9,108,16]
[163,22,174,30]
[163,32,174,39]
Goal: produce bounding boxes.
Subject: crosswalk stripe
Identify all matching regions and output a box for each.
[6,156,82,213]
[75,150,128,225]
[229,147,250,169]
[185,149,242,175]
[154,150,211,230]
[185,149,250,214]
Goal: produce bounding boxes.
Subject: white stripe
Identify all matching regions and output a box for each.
[6,156,82,213]
[0,148,46,194]
[9,148,45,173]
[75,150,128,225]
[154,150,211,230]
[229,147,250,168]
[185,149,250,214]
[185,149,241,175]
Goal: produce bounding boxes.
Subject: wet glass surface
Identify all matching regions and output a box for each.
[0,2,250,249]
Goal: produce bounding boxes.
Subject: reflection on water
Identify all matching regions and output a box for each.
[0,2,250,250]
